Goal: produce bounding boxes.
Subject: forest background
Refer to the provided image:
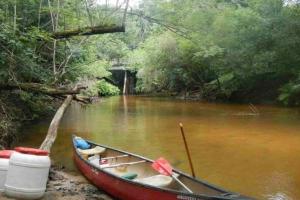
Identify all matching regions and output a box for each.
[1,0,300,147]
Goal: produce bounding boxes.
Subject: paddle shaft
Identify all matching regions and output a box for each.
[172,174,193,193]
[179,123,196,178]
[155,161,193,193]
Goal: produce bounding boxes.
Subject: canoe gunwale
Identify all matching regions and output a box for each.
[72,135,251,200]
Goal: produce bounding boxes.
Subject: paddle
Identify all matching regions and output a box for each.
[179,123,196,177]
[152,157,193,193]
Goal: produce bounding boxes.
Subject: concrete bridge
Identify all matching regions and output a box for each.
[108,64,137,95]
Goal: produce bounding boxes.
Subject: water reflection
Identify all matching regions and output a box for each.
[18,96,300,199]
[266,192,292,200]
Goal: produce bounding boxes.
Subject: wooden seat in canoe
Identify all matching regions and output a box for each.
[78,146,106,159]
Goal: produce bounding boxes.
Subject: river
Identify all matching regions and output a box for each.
[18,96,300,199]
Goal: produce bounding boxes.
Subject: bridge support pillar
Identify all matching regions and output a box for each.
[123,70,127,95]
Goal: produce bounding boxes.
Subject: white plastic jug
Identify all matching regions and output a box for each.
[5,148,50,199]
[0,150,14,192]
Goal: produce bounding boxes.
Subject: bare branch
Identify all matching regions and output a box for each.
[47,0,55,32]
[122,0,130,27]
[128,12,192,40]
[57,37,88,75]
[85,0,94,26]
[38,0,43,29]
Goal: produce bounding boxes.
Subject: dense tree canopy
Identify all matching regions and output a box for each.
[126,0,300,105]
[1,0,300,106]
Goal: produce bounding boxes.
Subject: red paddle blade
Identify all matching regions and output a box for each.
[152,157,173,176]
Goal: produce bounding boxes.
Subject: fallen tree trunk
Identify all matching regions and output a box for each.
[53,25,125,39]
[0,83,86,96]
[39,86,78,151]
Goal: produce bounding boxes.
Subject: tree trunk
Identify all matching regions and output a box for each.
[47,0,55,32]
[0,83,85,95]
[84,0,93,26]
[13,0,17,34]
[53,25,125,39]
[39,93,74,151]
[38,0,42,29]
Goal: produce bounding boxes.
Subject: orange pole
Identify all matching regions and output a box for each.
[179,123,196,178]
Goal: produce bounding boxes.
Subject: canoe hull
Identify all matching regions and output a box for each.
[74,150,185,200]
[73,136,252,200]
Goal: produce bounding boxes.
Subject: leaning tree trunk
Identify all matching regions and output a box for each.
[39,86,77,151]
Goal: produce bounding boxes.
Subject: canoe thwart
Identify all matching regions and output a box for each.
[101,154,129,160]
[101,160,147,169]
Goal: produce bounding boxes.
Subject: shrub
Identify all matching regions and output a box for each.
[96,80,120,96]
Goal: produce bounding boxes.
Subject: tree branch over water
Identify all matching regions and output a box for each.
[0,83,86,96]
[52,24,125,39]
[128,12,192,40]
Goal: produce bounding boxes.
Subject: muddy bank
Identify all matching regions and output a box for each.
[0,166,114,200]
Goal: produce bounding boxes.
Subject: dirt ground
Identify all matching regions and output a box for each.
[0,166,114,200]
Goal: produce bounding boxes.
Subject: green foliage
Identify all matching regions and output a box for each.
[128,0,300,105]
[95,35,130,62]
[0,23,52,84]
[83,80,120,97]
[96,80,120,96]
[278,77,300,106]
[0,0,128,86]
[83,85,99,97]
[19,91,54,119]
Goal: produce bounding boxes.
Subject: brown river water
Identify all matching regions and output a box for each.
[18,96,300,199]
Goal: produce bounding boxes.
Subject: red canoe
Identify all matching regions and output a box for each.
[72,135,252,200]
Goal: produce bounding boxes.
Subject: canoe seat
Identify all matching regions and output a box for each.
[135,175,173,188]
[78,146,106,159]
